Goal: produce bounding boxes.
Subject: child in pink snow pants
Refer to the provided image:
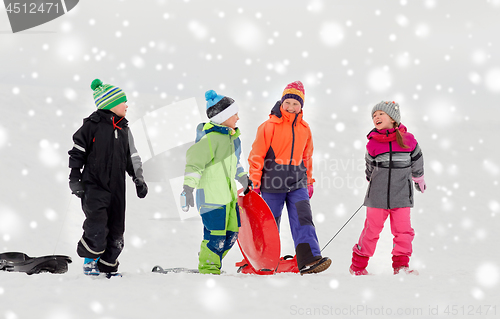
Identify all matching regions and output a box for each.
[350,101,426,276]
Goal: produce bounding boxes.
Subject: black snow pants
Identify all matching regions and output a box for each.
[77,176,126,273]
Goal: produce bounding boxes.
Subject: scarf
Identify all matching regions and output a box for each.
[369,125,407,143]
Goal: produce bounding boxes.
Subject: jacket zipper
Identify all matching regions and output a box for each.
[387,141,392,209]
[112,116,123,139]
[228,134,235,191]
[408,178,413,204]
[289,114,298,165]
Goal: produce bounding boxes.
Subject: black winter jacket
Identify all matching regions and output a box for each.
[68,110,143,191]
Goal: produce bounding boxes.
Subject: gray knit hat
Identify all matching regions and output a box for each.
[371,101,401,124]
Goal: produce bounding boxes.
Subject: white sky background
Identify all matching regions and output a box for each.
[0,1,499,318]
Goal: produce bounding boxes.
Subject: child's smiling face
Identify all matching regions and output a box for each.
[282,98,302,114]
[372,110,395,130]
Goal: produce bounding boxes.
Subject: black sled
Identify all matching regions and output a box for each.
[0,252,72,275]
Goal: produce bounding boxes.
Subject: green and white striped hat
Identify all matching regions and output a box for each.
[91,78,127,110]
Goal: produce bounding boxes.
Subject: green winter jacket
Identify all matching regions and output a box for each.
[184,122,246,209]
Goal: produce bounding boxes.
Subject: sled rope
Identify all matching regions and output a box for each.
[320,203,363,252]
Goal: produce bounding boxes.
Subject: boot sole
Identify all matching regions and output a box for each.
[300,257,331,275]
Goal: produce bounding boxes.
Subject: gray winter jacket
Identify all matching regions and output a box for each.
[363,125,424,209]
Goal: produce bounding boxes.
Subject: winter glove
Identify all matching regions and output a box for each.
[69,168,85,198]
[307,184,314,199]
[134,177,148,199]
[412,175,426,193]
[69,181,85,198]
[181,185,194,212]
[253,188,261,195]
[238,175,253,195]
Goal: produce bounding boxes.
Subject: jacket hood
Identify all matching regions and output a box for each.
[270,101,282,118]
[86,109,128,127]
[195,122,240,142]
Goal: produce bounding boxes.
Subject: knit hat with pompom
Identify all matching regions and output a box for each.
[91,79,127,110]
[371,101,401,124]
[205,90,239,125]
[281,81,305,108]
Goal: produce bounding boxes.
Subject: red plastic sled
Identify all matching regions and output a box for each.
[236,189,299,275]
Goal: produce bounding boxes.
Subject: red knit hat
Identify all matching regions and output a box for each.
[281,81,305,108]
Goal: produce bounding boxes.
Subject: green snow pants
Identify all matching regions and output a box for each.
[198,199,240,274]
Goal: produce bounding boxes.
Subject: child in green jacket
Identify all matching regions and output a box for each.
[181,90,252,274]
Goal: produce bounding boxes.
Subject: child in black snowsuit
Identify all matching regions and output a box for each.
[68,79,148,276]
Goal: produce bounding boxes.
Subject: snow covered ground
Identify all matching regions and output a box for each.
[0,1,499,318]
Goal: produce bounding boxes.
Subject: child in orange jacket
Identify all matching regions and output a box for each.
[248,81,331,274]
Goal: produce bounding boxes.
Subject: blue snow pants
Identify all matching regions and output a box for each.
[261,188,322,269]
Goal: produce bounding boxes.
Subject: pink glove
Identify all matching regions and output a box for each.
[253,188,261,195]
[412,176,426,193]
[307,184,314,198]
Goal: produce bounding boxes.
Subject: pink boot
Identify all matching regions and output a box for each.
[349,252,369,276]
[349,266,369,276]
[394,267,419,275]
[392,255,419,275]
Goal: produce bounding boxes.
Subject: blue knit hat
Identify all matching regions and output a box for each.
[205,90,239,125]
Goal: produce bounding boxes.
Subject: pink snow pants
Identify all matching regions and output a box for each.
[353,207,414,257]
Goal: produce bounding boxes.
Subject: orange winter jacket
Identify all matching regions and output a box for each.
[248,101,315,193]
